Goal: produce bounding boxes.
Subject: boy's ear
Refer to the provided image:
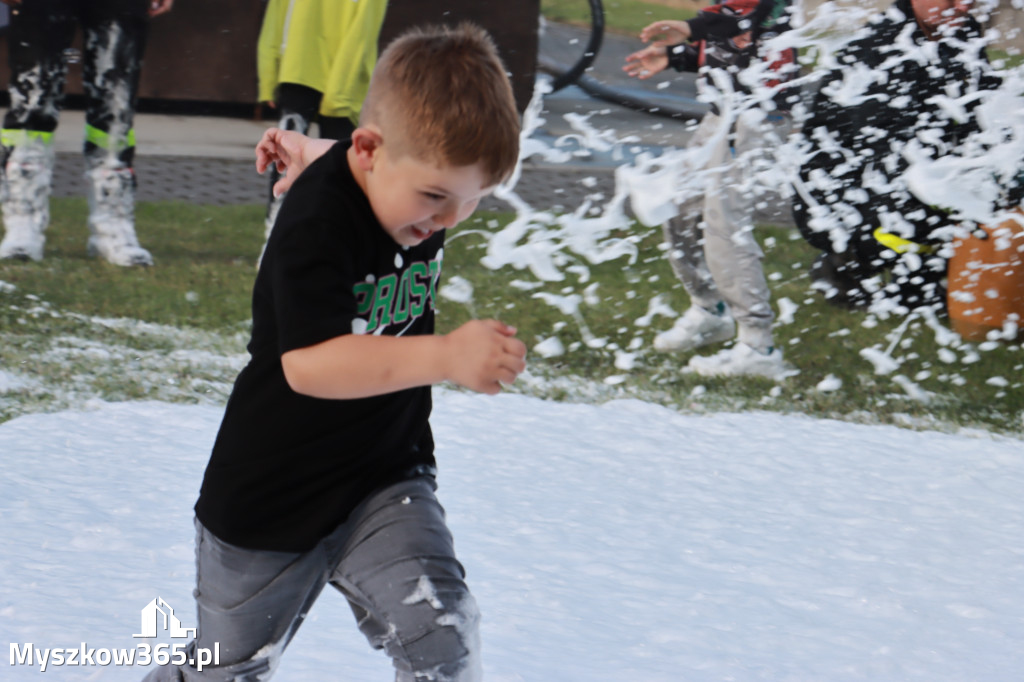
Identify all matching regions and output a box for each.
[350,126,383,171]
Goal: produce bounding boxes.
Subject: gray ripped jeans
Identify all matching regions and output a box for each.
[143,470,480,682]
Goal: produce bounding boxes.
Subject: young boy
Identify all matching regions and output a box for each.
[622,1,797,378]
[145,24,524,682]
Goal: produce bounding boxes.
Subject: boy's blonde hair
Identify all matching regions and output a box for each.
[361,23,521,186]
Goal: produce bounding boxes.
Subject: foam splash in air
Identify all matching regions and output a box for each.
[466,2,1024,392]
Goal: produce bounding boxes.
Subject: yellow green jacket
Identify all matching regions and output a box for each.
[257,0,388,123]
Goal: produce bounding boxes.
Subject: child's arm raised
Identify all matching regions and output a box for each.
[281,319,527,398]
[256,128,338,196]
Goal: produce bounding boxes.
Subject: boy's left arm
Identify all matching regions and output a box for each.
[281,319,527,399]
[256,128,338,196]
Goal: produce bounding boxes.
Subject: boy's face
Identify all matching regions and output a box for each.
[353,131,495,247]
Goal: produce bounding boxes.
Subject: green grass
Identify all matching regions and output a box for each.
[0,198,262,328]
[441,216,1023,434]
[542,0,701,36]
[0,199,259,419]
[989,49,1024,70]
[1,198,1021,434]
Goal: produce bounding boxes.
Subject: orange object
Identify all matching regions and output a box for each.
[947,211,1024,342]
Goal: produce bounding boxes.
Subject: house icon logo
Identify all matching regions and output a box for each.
[133,597,197,639]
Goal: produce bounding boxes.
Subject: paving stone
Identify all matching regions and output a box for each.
[53,148,792,226]
[53,153,266,206]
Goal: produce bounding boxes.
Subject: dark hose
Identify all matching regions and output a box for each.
[548,0,605,92]
[540,0,707,121]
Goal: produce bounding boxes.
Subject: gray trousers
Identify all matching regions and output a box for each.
[144,471,480,682]
[663,109,791,350]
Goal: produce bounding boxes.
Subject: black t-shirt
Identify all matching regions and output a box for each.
[195,142,442,552]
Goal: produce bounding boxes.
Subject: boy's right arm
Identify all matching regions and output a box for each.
[281,319,527,399]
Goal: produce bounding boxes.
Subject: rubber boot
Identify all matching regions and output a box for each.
[85,163,153,266]
[0,142,54,262]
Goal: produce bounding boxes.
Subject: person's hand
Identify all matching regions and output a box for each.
[149,0,173,16]
[623,44,670,80]
[442,320,526,395]
[638,19,692,45]
[255,127,334,196]
[256,127,300,175]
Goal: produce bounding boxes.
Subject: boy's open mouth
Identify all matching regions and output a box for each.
[411,225,433,241]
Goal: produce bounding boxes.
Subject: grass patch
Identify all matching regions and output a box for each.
[542,0,703,36]
[989,49,1024,70]
[0,198,261,328]
[0,199,257,421]
[1,198,1022,435]
[442,214,1023,435]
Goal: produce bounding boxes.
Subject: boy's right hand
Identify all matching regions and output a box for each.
[442,320,527,395]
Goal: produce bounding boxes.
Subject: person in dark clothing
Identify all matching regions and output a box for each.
[792,0,1004,312]
[143,24,524,682]
[255,0,388,262]
[0,0,173,266]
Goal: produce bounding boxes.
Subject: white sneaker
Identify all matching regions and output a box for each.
[653,305,736,352]
[686,343,789,379]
